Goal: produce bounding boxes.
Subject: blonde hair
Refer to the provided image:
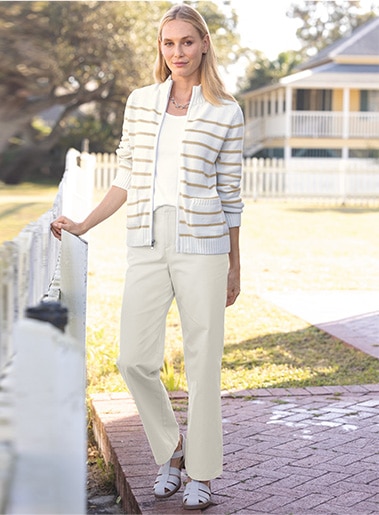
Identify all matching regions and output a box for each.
[153,3,235,105]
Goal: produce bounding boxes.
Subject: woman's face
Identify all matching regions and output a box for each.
[160,19,209,82]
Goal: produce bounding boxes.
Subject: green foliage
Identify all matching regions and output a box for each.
[240,0,378,93]
[0,1,242,183]
[287,0,379,56]
[161,359,185,392]
[237,50,302,93]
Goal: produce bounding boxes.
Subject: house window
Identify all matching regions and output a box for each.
[295,89,332,111]
[360,90,379,112]
[292,148,342,158]
[349,149,379,158]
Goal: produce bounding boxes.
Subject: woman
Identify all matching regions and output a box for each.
[51,3,244,510]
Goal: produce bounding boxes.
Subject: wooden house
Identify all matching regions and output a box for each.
[242,17,379,162]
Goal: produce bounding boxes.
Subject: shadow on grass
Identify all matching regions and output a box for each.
[0,202,44,220]
[222,324,378,390]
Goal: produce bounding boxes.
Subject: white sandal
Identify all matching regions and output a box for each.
[154,435,185,499]
[182,480,212,510]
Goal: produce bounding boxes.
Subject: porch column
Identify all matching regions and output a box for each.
[342,87,350,159]
[278,89,284,115]
[284,86,292,162]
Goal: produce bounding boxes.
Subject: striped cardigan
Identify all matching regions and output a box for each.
[113,77,244,254]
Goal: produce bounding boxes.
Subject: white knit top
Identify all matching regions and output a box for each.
[154,113,187,210]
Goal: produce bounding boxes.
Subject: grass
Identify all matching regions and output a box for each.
[0,182,57,243]
[84,196,379,393]
[3,185,379,393]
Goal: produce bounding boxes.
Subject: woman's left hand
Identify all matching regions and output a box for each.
[226,267,240,307]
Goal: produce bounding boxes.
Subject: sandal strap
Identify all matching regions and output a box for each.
[172,448,184,459]
[183,480,211,507]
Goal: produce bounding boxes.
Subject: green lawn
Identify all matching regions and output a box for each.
[85,196,379,393]
[0,182,57,243]
[3,185,379,393]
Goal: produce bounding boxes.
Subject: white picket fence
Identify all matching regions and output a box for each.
[92,153,379,203]
[0,148,94,514]
[242,158,379,202]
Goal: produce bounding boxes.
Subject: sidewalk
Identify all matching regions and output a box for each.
[90,384,379,514]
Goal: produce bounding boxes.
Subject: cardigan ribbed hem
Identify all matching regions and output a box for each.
[126,228,231,255]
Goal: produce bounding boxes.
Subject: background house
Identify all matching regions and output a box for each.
[242,17,379,163]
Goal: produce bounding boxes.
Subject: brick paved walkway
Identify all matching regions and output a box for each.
[90,385,379,514]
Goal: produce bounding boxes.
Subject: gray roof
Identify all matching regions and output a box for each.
[317,63,379,73]
[297,16,379,71]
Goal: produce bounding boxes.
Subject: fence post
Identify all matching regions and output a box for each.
[62,148,95,221]
[7,302,87,515]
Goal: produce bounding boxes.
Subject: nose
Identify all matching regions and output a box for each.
[174,44,183,57]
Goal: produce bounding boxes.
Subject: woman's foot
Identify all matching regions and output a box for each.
[182,479,212,510]
[154,434,185,499]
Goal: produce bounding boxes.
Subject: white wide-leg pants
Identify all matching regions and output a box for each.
[117,206,228,480]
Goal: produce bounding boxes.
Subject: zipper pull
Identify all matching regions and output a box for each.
[151,240,155,249]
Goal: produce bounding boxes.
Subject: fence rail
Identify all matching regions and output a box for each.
[93,153,379,203]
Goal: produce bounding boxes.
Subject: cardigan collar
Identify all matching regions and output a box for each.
[162,76,204,107]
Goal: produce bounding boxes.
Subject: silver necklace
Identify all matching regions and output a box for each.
[170,96,190,110]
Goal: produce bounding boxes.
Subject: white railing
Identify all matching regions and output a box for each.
[244,111,379,148]
[93,153,379,202]
[349,112,379,138]
[292,112,344,137]
[0,148,94,514]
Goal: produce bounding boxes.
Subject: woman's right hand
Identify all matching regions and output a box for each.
[50,216,84,241]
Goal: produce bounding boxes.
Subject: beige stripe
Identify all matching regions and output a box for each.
[185,128,224,140]
[180,180,213,190]
[134,158,153,163]
[188,118,243,129]
[220,198,241,204]
[217,184,241,192]
[181,166,216,179]
[216,160,240,167]
[179,220,226,228]
[182,140,218,153]
[127,224,150,230]
[217,172,241,178]
[129,118,159,126]
[135,145,154,150]
[180,193,219,200]
[128,198,150,207]
[129,131,156,138]
[127,209,150,217]
[181,153,214,165]
[179,206,223,216]
[220,149,242,155]
[128,105,162,116]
